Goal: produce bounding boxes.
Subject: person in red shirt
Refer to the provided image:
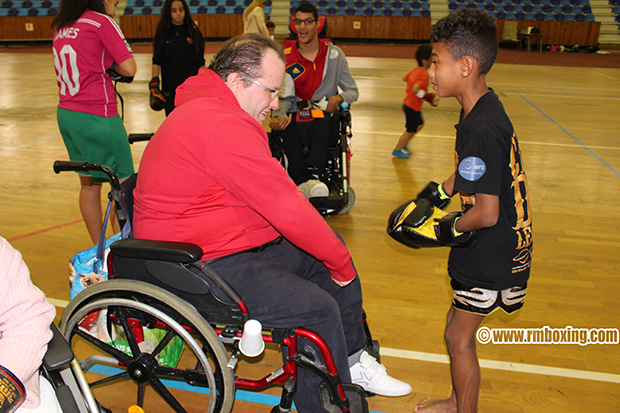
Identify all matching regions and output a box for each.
[133,34,410,412]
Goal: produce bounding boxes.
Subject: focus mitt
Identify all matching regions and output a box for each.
[149,77,166,112]
[387,199,476,249]
[387,198,449,248]
[0,365,25,413]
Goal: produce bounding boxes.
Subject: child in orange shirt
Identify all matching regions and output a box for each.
[392,44,438,159]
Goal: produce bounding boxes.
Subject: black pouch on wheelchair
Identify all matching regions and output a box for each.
[0,365,25,413]
[318,382,369,413]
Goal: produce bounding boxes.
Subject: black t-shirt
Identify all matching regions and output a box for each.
[449,89,533,290]
[152,24,205,95]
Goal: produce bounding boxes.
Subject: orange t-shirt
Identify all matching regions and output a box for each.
[403,66,430,112]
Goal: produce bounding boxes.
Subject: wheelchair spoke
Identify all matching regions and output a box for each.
[153,365,209,386]
[75,326,133,366]
[137,382,145,407]
[146,326,177,363]
[112,306,143,357]
[149,375,187,413]
[90,371,130,387]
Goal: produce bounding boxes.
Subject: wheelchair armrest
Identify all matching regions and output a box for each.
[43,324,74,371]
[110,238,203,263]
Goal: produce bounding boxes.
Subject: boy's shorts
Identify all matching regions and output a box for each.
[451,279,527,315]
[403,104,423,133]
[57,107,135,183]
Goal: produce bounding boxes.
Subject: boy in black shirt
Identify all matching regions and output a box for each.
[414,9,533,413]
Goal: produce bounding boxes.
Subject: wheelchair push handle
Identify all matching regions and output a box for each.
[53,161,121,191]
[128,133,154,144]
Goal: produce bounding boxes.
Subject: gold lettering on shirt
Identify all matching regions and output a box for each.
[510,133,533,250]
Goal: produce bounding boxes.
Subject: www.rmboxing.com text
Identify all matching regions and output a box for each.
[476,326,619,346]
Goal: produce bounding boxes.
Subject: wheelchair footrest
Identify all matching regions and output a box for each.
[319,382,368,413]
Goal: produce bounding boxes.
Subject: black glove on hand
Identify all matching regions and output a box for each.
[434,212,476,247]
[149,77,166,111]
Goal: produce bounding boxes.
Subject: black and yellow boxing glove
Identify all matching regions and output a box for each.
[434,212,476,247]
[416,181,452,209]
[387,198,450,248]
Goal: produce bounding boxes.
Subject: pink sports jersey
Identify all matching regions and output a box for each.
[52,10,133,117]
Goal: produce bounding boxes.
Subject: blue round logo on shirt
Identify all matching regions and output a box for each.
[459,157,486,181]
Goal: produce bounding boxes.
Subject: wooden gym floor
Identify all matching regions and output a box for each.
[0,43,619,412]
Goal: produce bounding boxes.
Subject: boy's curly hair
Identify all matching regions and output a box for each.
[429,9,498,74]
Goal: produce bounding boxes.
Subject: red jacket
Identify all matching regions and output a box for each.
[133,69,356,284]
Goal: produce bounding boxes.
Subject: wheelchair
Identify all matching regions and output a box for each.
[53,161,373,413]
[270,102,355,217]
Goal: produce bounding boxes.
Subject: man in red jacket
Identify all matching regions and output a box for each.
[133,34,411,412]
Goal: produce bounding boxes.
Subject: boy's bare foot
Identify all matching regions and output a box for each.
[413,397,457,413]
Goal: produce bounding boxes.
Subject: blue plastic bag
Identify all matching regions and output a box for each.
[69,233,121,300]
[68,200,127,300]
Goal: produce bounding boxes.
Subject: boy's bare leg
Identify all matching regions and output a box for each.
[395,124,424,152]
[414,306,484,413]
[395,131,415,151]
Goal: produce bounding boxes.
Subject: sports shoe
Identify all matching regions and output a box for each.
[392,149,410,159]
[349,350,412,397]
[402,145,411,155]
[298,179,329,198]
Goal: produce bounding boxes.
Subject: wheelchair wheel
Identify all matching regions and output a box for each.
[337,187,356,215]
[59,280,236,413]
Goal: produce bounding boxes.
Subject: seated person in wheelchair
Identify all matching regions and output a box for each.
[270,3,359,198]
[0,236,60,413]
[133,34,411,412]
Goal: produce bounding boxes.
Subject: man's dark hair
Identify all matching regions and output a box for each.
[266,20,275,29]
[295,2,318,20]
[415,44,433,67]
[429,9,498,74]
[209,33,284,87]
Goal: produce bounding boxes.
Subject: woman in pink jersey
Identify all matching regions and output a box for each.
[52,0,137,244]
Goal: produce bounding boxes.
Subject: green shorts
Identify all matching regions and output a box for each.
[57,107,135,183]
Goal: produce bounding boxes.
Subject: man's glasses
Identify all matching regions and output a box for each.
[238,73,281,100]
[293,18,316,26]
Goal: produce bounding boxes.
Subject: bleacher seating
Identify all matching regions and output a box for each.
[0,0,599,26]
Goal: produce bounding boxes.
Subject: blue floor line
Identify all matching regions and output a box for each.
[516,91,620,179]
[89,363,385,412]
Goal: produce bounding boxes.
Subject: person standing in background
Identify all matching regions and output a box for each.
[243,0,269,36]
[151,0,205,116]
[52,0,137,245]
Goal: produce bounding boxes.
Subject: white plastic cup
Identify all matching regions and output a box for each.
[239,319,265,357]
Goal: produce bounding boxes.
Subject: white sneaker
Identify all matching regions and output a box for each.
[349,350,412,397]
[298,179,329,198]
